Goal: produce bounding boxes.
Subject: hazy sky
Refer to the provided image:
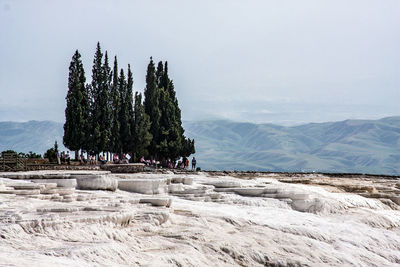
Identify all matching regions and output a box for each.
[0,0,399,125]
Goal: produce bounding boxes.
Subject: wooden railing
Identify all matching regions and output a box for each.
[0,152,27,171]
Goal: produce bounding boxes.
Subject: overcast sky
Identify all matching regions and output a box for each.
[0,0,399,125]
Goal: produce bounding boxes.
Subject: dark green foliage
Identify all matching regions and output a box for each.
[157,88,179,159]
[44,149,57,163]
[90,43,103,110]
[98,51,112,152]
[87,43,112,154]
[26,151,42,159]
[165,63,175,98]
[132,92,152,161]
[54,141,59,154]
[87,44,102,153]
[63,50,90,153]
[83,84,94,153]
[2,150,42,159]
[154,61,195,160]
[157,61,176,100]
[1,150,17,157]
[44,142,58,163]
[109,56,121,153]
[143,57,161,157]
[126,65,135,152]
[156,61,164,87]
[63,45,194,161]
[118,68,131,153]
[17,151,42,158]
[182,138,195,157]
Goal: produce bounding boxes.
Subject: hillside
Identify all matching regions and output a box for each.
[183,117,400,175]
[0,117,399,174]
[0,121,65,155]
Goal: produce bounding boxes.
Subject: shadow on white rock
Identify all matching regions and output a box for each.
[75,175,118,191]
[31,179,77,188]
[139,198,172,207]
[118,179,168,194]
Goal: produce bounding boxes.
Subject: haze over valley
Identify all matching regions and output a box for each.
[1,117,399,175]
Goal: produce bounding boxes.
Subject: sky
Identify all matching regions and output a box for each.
[0,0,399,125]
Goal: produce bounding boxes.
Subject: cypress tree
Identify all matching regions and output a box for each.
[160,61,172,96]
[91,42,103,102]
[63,50,90,159]
[85,83,100,155]
[156,61,194,160]
[169,79,186,158]
[97,51,112,154]
[87,43,112,155]
[182,138,195,157]
[156,61,164,87]
[143,57,161,158]
[64,47,194,162]
[156,60,171,159]
[90,43,103,154]
[168,74,195,158]
[110,56,120,153]
[157,88,175,159]
[132,92,152,161]
[126,64,135,153]
[118,68,130,154]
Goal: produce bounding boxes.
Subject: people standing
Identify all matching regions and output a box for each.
[65,151,70,165]
[61,152,65,164]
[99,155,107,165]
[121,154,129,164]
[113,153,119,164]
[191,157,196,170]
[182,156,187,169]
[176,160,182,169]
[89,155,95,165]
[80,153,87,165]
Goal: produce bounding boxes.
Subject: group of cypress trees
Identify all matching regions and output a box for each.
[63,42,195,162]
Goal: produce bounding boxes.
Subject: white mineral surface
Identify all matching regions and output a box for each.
[0,170,400,266]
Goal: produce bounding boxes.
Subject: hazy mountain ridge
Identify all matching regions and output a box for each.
[0,120,65,155]
[0,117,399,174]
[183,117,400,175]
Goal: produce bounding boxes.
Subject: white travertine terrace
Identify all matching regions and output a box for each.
[0,170,400,266]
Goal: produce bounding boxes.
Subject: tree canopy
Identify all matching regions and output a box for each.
[63,50,90,157]
[64,43,195,162]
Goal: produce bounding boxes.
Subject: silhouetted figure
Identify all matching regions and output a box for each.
[99,155,106,165]
[80,153,87,165]
[191,157,196,170]
[65,151,70,165]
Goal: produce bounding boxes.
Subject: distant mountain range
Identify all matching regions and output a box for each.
[183,117,400,175]
[1,117,399,175]
[0,121,65,154]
